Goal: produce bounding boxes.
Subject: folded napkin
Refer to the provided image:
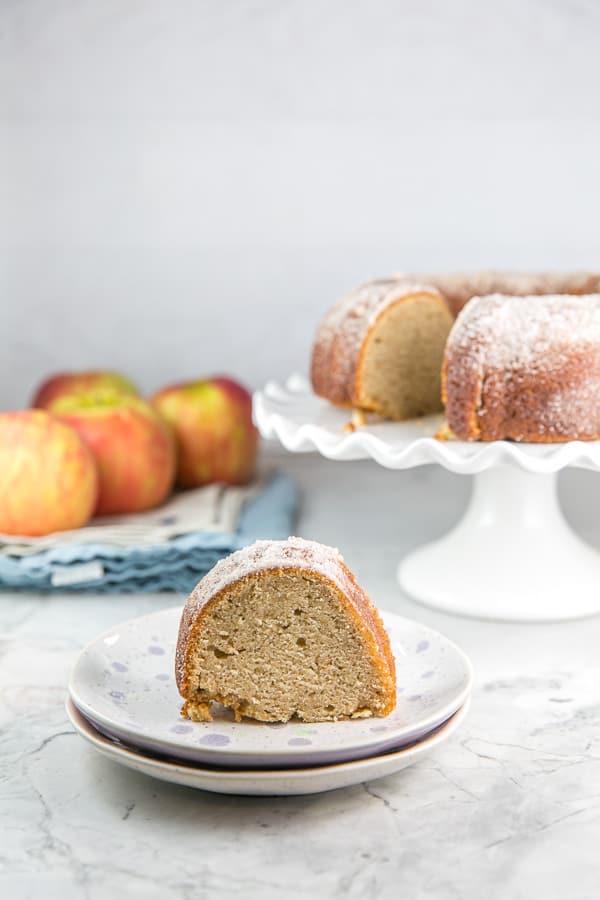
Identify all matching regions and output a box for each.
[0,481,261,556]
[0,471,298,594]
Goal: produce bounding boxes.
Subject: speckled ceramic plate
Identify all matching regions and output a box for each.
[66,696,470,796]
[68,607,472,768]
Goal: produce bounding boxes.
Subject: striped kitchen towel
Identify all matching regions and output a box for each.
[0,471,298,593]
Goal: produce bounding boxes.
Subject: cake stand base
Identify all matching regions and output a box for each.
[398,466,600,622]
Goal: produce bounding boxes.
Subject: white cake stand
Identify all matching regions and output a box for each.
[254,374,600,623]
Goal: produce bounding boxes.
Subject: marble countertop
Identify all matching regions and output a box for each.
[2,453,600,899]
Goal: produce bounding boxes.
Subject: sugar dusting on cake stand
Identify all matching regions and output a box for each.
[254,374,600,622]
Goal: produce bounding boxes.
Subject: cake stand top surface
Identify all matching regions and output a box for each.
[254,374,600,475]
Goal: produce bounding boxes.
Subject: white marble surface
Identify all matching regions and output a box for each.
[2,452,600,898]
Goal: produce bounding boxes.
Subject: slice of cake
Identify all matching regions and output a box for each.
[175,537,396,723]
[443,293,600,442]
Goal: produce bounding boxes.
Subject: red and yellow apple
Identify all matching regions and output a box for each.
[49,394,176,516]
[151,377,258,487]
[0,410,98,536]
[32,370,138,410]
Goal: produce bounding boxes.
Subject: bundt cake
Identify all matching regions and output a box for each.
[311,272,600,425]
[311,279,453,421]
[175,537,396,723]
[443,293,600,442]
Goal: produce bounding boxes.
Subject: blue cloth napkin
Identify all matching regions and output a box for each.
[0,471,298,594]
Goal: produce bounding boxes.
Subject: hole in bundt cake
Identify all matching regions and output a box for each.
[296,637,306,647]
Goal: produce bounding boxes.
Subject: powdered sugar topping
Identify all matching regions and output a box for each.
[448,293,600,371]
[178,537,364,634]
[408,272,600,316]
[200,536,344,597]
[316,279,443,355]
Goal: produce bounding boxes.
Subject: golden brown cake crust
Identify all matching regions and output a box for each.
[406,271,600,318]
[310,279,449,407]
[443,293,600,442]
[175,537,396,715]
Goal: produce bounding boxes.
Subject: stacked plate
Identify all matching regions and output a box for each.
[67,607,473,796]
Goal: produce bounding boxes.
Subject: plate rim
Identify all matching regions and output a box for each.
[67,606,474,766]
[66,695,470,780]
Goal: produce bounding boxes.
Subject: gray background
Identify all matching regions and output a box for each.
[2,0,600,408]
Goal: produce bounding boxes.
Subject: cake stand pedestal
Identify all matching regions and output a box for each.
[254,375,600,623]
[398,466,600,621]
